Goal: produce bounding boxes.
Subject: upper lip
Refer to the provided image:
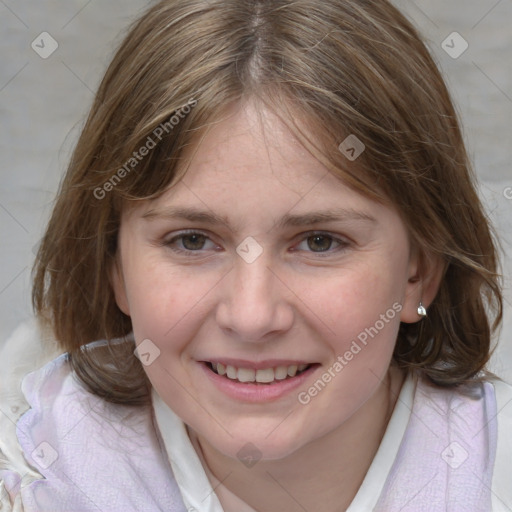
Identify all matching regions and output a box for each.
[201,358,316,370]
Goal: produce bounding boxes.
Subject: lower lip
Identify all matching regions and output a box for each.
[199,362,320,403]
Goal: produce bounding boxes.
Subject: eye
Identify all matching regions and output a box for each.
[162,230,350,257]
[163,231,218,253]
[294,232,349,254]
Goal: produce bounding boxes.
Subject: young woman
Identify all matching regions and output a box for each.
[1,1,510,510]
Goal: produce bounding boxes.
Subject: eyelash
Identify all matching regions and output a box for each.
[162,230,350,257]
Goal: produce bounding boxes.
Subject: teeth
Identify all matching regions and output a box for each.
[274,366,288,380]
[210,362,311,383]
[255,368,274,383]
[226,365,237,379]
[238,367,256,382]
[287,365,298,377]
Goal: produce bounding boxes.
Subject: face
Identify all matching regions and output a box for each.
[112,100,423,461]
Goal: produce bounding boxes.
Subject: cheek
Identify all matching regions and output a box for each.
[290,266,404,423]
[123,255,196,333]
[296,261,404,345]
[123,258,225,369]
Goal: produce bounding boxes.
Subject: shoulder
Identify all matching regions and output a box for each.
[415,374,512,511]
[487,376,512,511]
[489,374,512,415]
[375,372,511,511]
[0,318,63,509]
[0,320,187,512]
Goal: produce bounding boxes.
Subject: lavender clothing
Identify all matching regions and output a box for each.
[1,341,511,511]
[374,378,498,511]
[2,354,187,512]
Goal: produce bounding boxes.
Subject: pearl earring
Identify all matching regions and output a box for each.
[417,302,427,317]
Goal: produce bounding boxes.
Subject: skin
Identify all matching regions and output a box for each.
[111,99,443,511]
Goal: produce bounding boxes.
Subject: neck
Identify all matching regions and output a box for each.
[191,366,406,512]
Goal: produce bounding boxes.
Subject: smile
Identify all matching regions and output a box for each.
[207,362,311,384]
[199,360,320,402]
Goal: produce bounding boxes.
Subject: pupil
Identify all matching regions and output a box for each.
[308,235,331,252]
[183,234,205,250]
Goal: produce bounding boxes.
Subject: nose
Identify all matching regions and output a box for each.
[215,255,294,343]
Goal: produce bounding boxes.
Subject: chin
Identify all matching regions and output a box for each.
[201,421,312,463]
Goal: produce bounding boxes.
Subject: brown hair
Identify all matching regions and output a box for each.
[32,0,503,404]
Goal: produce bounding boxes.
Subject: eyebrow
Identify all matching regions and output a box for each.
[141,206,377,231]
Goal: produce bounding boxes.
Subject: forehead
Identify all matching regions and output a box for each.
[126,100,399,232]
[173,100,381,211]
[181,100,326,196]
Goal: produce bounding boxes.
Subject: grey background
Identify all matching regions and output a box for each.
[1,1,511,379]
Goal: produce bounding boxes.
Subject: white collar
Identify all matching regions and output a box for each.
[152,389,226,512]
[152,371,416,512]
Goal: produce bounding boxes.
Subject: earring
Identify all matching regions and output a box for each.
[417,302,427,317]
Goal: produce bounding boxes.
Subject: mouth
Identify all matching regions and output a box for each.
[204,361,316,384]
[199,359,321,403]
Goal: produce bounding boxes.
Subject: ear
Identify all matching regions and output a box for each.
[109,255,131,316]
[400,246,445,323]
